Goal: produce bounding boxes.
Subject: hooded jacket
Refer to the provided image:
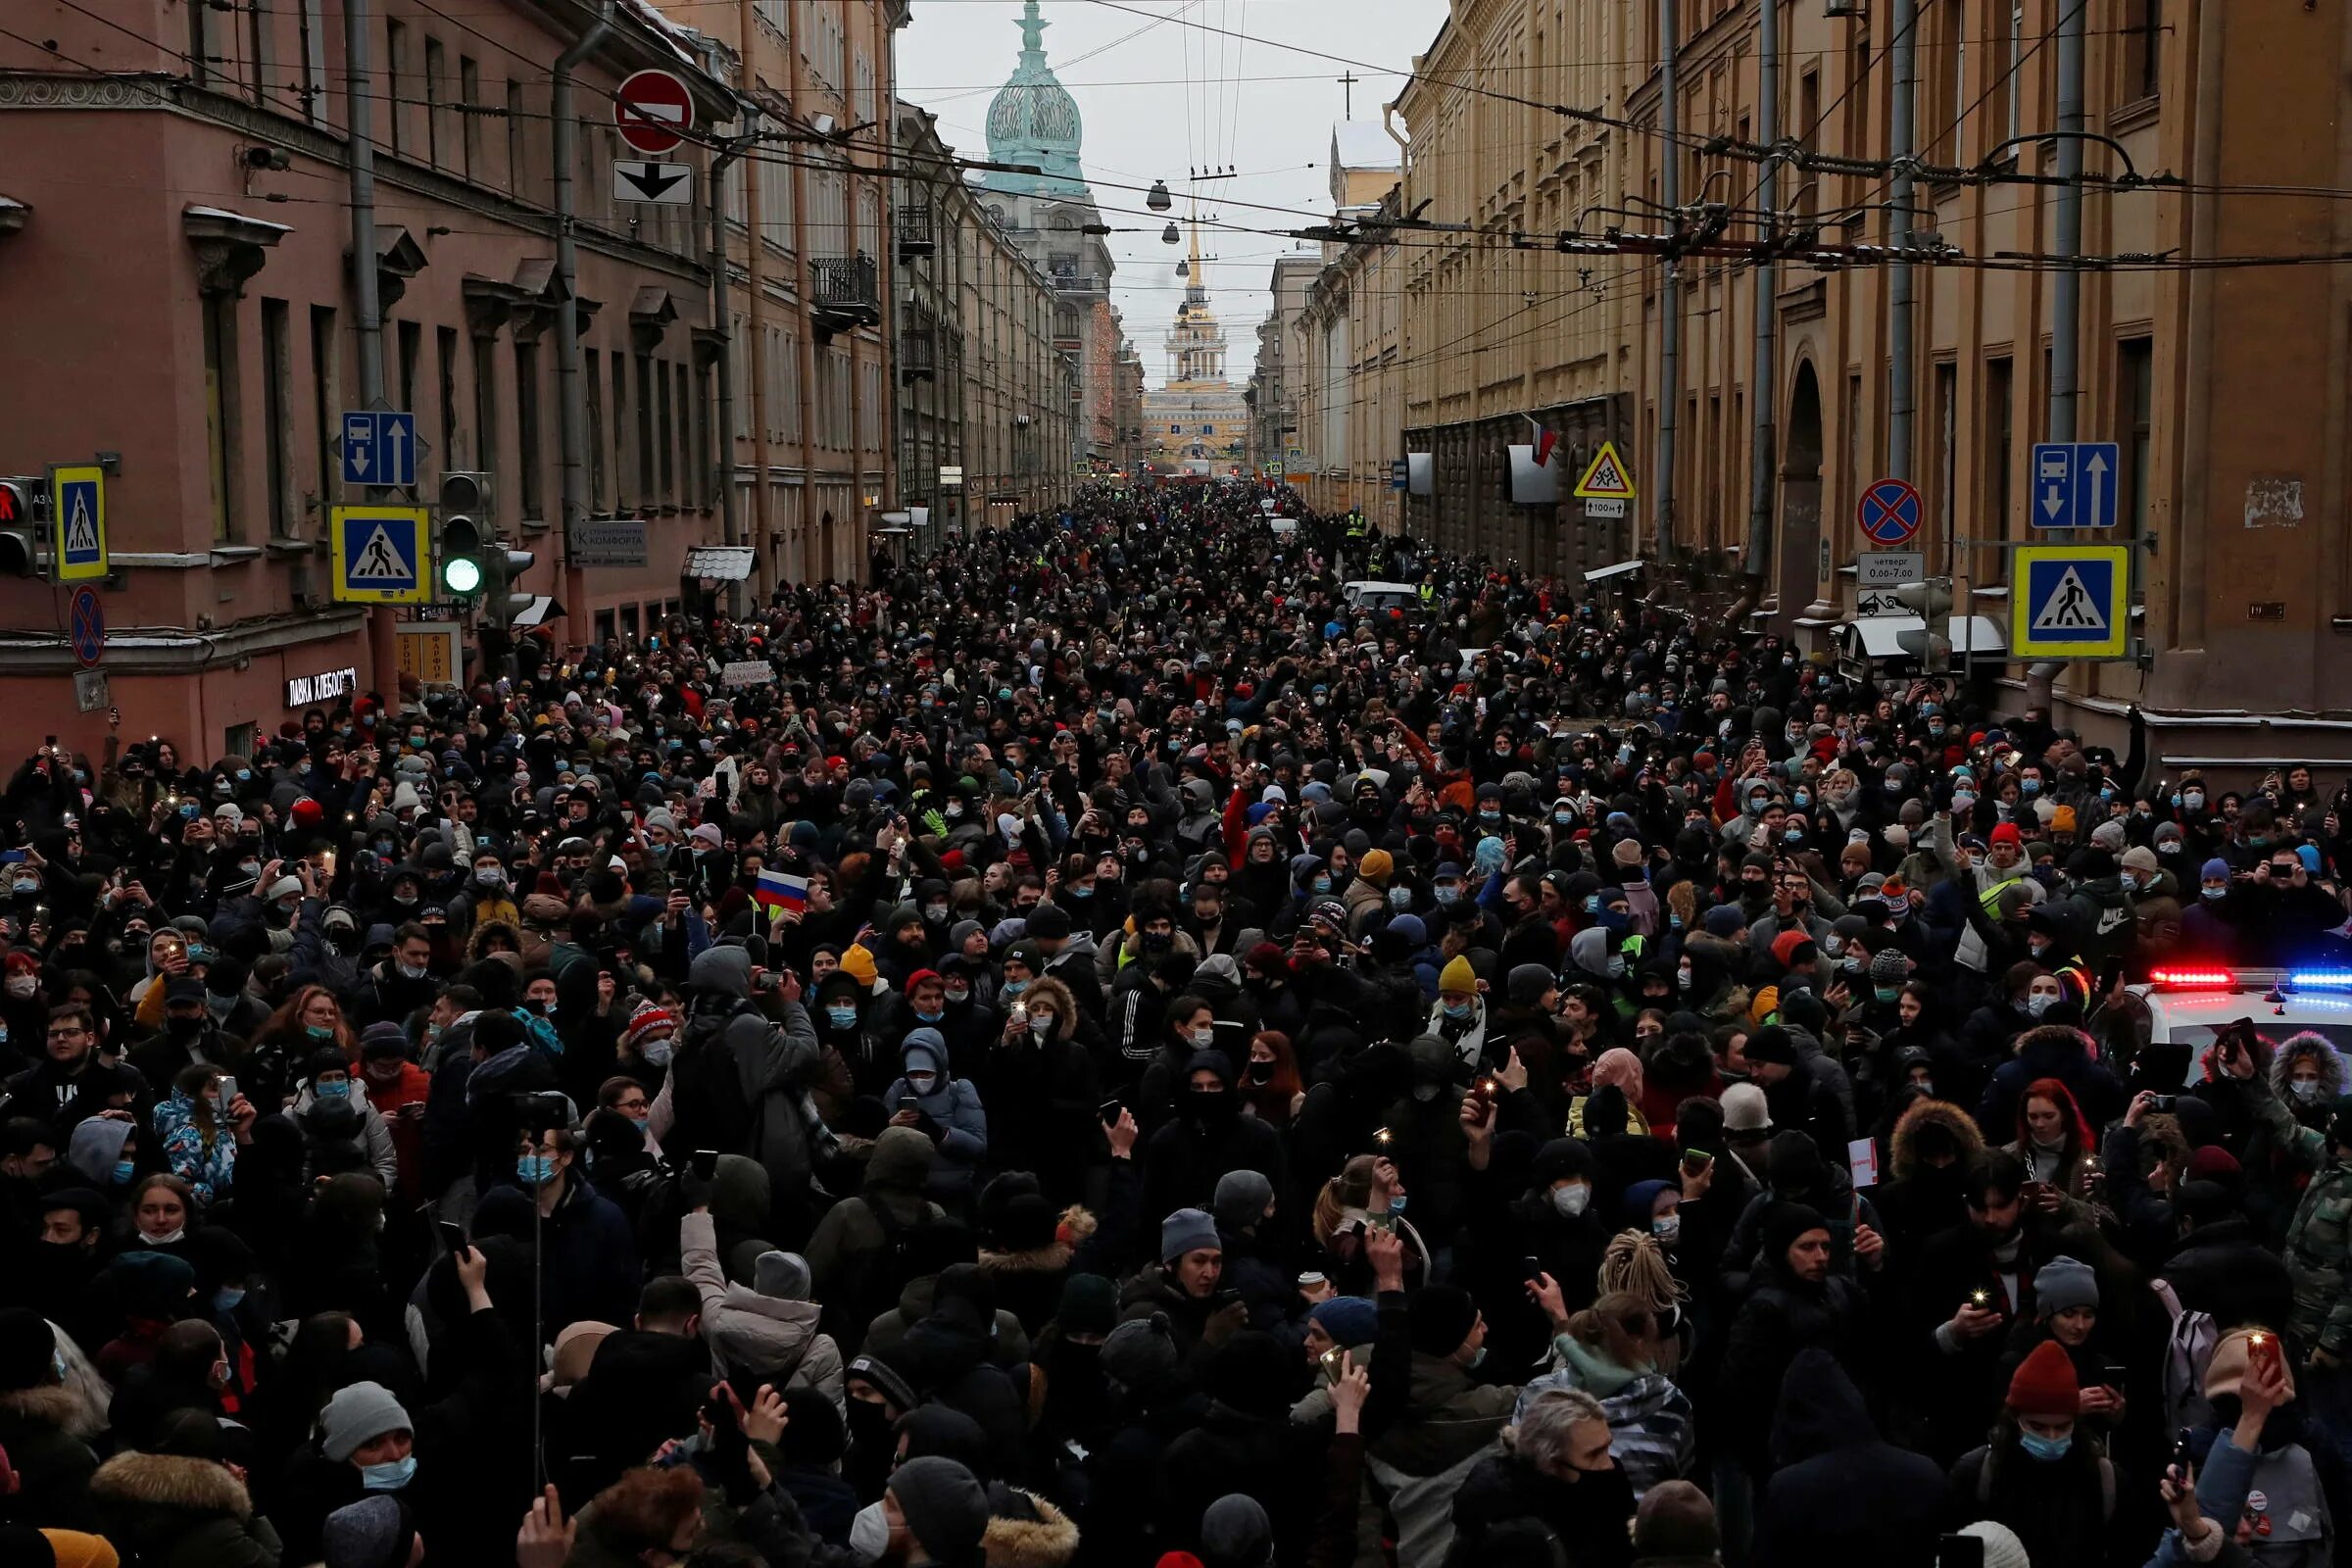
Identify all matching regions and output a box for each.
[679,1208,844,1410]
[804,1127,942,1341]
[87,1448,282,1568]
[883,1029,988,1198]
[675,944,824,1199]
[1750,1349,1953,1567]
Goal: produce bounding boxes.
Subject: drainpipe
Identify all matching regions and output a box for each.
[1887,0,1916,484]
[1744,0,1779,599]
[553,1,615,642]
[344,0,395,689]
[710,137,743,560]
[2031,0,2088,712]
[1655,0,1680,564]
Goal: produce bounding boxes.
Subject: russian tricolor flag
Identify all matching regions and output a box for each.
[755,870,808,911]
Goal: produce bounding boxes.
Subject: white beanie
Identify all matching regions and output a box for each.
[1960,1520,2031,1568]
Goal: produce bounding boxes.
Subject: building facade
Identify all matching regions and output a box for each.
[1329,0,2349,763]
[701,0,907,598]
[893,105,1075,539]
[1249,254,1319,474]
[1291,125,1408,533]
[1143,224,1248,474]
[0,0,734,753]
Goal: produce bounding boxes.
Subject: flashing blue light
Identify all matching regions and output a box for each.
[2289,971,2352,991]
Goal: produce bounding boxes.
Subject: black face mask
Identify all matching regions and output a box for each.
[166,1015,204,1042]
[1246,1059,1275,1083]
[1184,1088,1235,1124]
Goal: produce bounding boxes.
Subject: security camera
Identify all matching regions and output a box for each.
[241,145,291,172]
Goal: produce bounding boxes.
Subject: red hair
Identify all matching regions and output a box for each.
[1238,1030,1304,1123]
[2016,1075,2094,1155]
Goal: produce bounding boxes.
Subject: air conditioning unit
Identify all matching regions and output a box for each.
[1825,0,1864,16]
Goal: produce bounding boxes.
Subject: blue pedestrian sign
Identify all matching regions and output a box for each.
[329,505,431,604]
[340,409,418,488]
[1856,476,1924,546]
[2032,442,2121,529]
[2012,543,2131,660]
[49,464,107,582]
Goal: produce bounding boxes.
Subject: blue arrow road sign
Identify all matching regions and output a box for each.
[340,410,418,488]
[2031,442,2121,530]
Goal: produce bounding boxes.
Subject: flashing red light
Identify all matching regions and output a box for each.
[2149,967,2235,988]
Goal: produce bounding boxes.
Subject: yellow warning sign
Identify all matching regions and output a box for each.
[1574,441,1638,501]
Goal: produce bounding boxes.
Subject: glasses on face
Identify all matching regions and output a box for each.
[47,1027,87,1041]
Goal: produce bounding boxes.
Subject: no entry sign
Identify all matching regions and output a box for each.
[614,70,693,156]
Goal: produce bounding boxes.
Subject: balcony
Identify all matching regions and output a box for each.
[900,319,936,384]
[896,203,935,262]
[810,254,881,341]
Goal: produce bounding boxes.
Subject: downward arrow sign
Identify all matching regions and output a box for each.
[619,162,686,201]
[2041,484,2062,518]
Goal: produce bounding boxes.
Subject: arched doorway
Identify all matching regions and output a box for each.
[1778,363,1825,622]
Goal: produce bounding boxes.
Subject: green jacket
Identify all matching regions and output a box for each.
[2246,1076,2352,1354]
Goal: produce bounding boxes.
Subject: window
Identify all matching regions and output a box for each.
[636,354,656,495]
[1997,3,2024,146]
[460,57,481,180]
[2120,337,2154,533]
[309,306,338,531]
[385,20,410,155]
[1934,361,1958,556]
[2126,0,2163,101]
[424,38,445,169]
[1170,422,1183,433]
[515,339,543,518]
[1933,0,1964,162]
[397,319,420,414]
[222,723,258,762]
[586,348,605,512]
[657,358,675,502]
[1796,70,1821,219]
[472,334,498,484]
[612,352,631,503]
[201,294,240,544]
[1984,356,2014,538]
[261,299,295,538]
[437,325,459,466]
[1201,422,1214,434]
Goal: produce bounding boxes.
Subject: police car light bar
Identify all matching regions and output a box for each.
[2148,967,2237,989]
[2288,971,2352,992]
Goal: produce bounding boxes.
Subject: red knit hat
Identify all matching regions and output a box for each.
[905,968,942,996]
[1771,928,1816,970]
[1990,822,2025,848]
[2006,1340,2079,1418]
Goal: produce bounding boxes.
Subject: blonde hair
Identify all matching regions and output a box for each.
[1310,1154,1381,1250]
[1563,1291,1659,1370]
[1601,1229,1685,1307]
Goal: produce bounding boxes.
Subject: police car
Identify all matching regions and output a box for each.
[2137,966,2352,1082]
[1342,581,1420,622]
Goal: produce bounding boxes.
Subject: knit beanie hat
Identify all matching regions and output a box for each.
[890,1456,992,1558]
[1211,1168,1275,1234]
[1159,1207,1220,1264]
[43,1535,120,1568]
[1632,1480,1720,1557]
[1200,1494,1275,1568]
[1958,1520,2031,1568]
[2201,858,2232,883]
[754,1250,812,1300]
[1439,955,1477,996]
[1356,850,1393,887]
[621,1002,677,1054]
[1055,1273,1118,1339]
[0,1309,56,1393]
[1720,1083,1772,1133]
[321,1496,415,1568]
[1100,1312,1181,1391]
[1869,948,1911,987]
[2006,1340,2080,1417]
[319,1381,413,1463]
[1763,1202,1830,1265]
[1406,1285,1479,1358]
[2034,1255,2099,1318]
[1506,963,1556,1007]
[1308,1295,1378,1348]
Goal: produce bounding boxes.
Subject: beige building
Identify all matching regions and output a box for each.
[1305,0,2352,765]
[1248,253,1319,474]
[700,0,906,596]
[1143,224,1248,473]
[893,105,1076,538]
[1291,123,1409,532]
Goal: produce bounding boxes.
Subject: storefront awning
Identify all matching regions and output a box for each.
[512,596,562,628]
[1583,559,1644,583]
[683,545,756,581]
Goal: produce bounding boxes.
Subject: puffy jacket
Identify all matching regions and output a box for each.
[679,1209,844,1410]
[88,1449,282,1568]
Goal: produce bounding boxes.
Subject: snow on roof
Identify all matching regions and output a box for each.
[1331,121,1402,172]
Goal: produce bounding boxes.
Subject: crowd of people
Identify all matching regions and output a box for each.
[1,480,2350,1568]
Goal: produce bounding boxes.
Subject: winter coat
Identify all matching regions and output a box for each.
[2241,1072,2352,1356]
[472,1173,641,1335]
[1950,1434,2117,1568]
[1515,1348,1696,1496]
[1719,1254,1872,1473]
[0,1383,98,1531]
[882,1035,988,1200]
[804,1128,942,1335]
[87,1449,282,1568]
[675,946,824,1200]
[680,1209,844,1409]
[287,1080,400,1190]
[152,1091,239,1205]
[1442,1453,1637,1568]
[1750,1349,1954,1568]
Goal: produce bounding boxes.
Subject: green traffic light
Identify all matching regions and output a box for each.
[442,556,483,594]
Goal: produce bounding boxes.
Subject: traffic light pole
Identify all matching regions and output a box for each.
[554,3,615,658]
[345,0,398,694]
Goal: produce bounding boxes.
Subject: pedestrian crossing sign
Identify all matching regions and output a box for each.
[1573,442,1639,501]
[329,505,431,603]
[48,464,107,582]
[2013,543,2131,659]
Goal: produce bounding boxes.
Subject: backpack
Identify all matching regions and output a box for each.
[2152,1277,2220,1432]
[668,1007,756,1158]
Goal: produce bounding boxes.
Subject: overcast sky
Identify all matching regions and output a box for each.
[896,0,1446,388]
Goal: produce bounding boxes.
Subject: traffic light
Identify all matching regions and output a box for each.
[480,544,536,625]
[437,470,491,596]
[1894,578,1955,669]
[0,477,43,577]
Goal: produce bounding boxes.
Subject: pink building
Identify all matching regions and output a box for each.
[0,0,732,758]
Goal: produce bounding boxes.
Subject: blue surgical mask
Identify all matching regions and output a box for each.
[1312,875,1333,895]
[359,1454,417,1491]
[214,1286,246,1312]
[307,1024,337,1043]
[915,1007,942,1023]
[516,1152,557,1186]
[111,1159,135,1186]
[826,1005,858,1029]
[317,1079,350,1099]
[1582,894,1600,914]
[1002,979,1028,998]
[1443,1001,1474,1021]
[2018,1430,2073,1462]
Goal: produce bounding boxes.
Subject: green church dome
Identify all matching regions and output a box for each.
[984,3,1089,199]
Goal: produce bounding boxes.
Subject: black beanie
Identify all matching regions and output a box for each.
[1763,1201,1831,1263]
[1407,1285,1479,1358]
[0,1308,55,1393]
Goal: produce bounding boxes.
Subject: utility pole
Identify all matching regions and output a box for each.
[344,0,395,688]
[1744,0,1780,590]
[709,133,747,595]
[2031,0,2089,710]
[553,2,614,638]
[1655,0,1680,562]
[1887,0,1916,484]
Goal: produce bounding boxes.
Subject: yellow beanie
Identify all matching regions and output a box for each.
[1440,956,1477,996]
[839,944,878,987]
[43,1533,122,1568]
[1357,849,1394,886]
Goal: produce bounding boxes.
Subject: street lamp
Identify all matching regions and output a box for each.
[1162,221,1180,244]
[1147,179,1172,212]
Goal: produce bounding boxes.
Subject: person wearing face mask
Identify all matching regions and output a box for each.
[1138,1052,1284,1235]
[356,1025,429,1200]
[2272,1032,2347,1134]
[290,1052,400,1191]
[1511,1288,1693,1498]
[1979,1011,2124,1144]
[1426,955,1492,1070]
[882,1029,988,1204]
[1947,1341,2116,1568]
[1718,1204,1872,1482]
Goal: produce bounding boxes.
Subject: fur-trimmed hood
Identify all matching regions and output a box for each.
[2271,1031,2348,1102]
[975,1240,1072,1274]
[90,1448,254,1519]
[983,1490,1080,1568]
[1888,1097,1987,1181]
[0,1383,81,1432]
